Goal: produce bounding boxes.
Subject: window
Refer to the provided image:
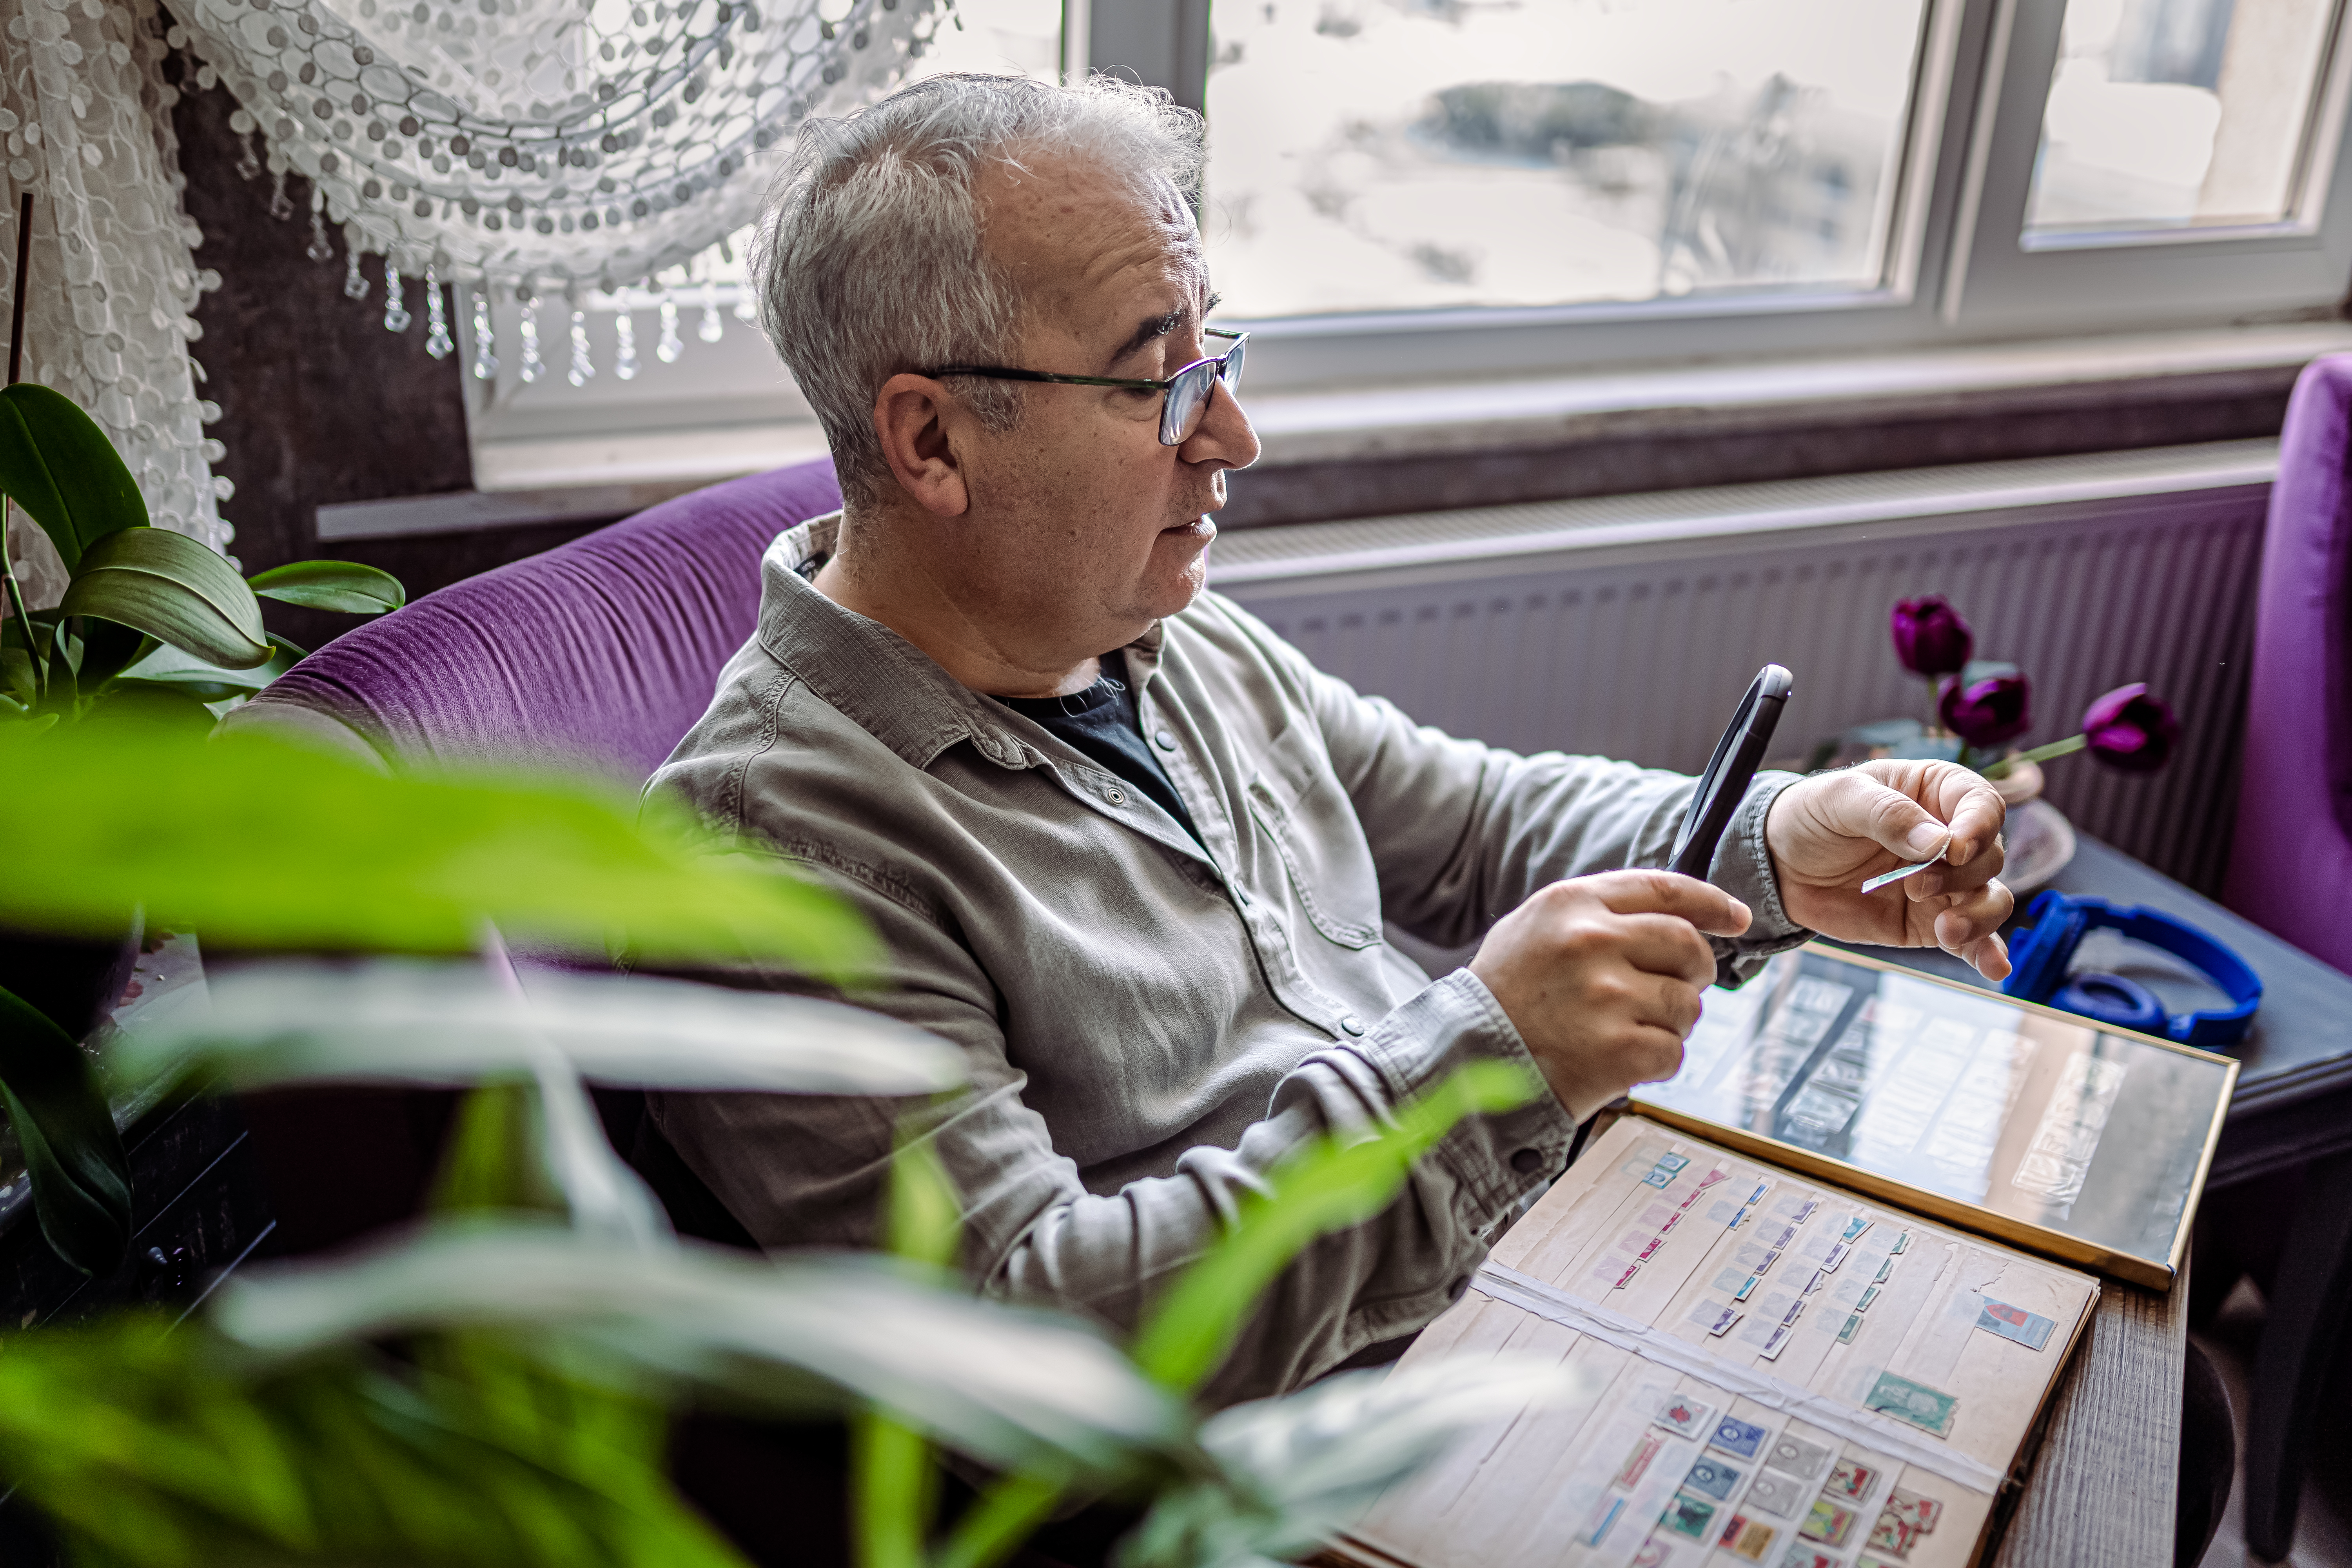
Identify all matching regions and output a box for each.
[467,0,2352,488]
[1201,0,1932,318]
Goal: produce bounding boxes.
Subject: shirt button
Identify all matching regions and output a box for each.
[1340,1014,1366,1036]
[1154,729,1177,751]
[1105,788,1126,806]
[1510,1147,1546,1175]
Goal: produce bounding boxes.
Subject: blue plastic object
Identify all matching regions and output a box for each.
[2000,889,2262,1050]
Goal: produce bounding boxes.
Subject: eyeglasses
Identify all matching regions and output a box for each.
[926,328,1248,446]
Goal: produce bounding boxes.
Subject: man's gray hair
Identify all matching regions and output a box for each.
[753,74,1206,505]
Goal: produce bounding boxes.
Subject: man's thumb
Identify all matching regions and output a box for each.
[1863,781,1950,860]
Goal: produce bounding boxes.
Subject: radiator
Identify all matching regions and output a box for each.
[1209,439,2277,897]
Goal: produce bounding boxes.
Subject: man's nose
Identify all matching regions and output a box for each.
[1180,377,1260,471]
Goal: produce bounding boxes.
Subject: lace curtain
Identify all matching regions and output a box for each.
[172,0,947,370]
[0,0,944,611]
[0,0,227,606]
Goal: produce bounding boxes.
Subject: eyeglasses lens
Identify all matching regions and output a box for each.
[1221,336,1246,390]
[1161,362,1214,445]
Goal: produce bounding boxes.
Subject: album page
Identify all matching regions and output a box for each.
[1339,1116,2099,1568]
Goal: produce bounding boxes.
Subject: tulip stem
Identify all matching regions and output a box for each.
[1982,733,2087,780]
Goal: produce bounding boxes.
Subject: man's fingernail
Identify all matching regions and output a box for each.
[1906,824,1947,856]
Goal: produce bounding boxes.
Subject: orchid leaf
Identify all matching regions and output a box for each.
[116,960,961,1099]
[0,381,147,571]
[0,723,878,976]
[59,527,272,670]
[247,559,407,615]
[0,983,131,1276]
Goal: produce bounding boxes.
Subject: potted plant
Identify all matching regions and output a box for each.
[0,719,1572,1568]
[0,367,408,1274]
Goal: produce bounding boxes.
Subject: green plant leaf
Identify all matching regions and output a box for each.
[113,633,294,694]
[59,526,273,670]
[1129,1060,1537,1392]
[117,960,962,1099]
[0,984,131,1276]
[0,382,147,571]
[247,558,407,615]
[0,1316,753,1568]
[0,723,879,975]
[211,1225,1191,1481]
[0,644,32,706]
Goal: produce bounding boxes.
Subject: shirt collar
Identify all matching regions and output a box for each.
[755,511,1163,772]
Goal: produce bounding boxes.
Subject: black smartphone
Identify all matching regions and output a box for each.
[1667,664,1794,880]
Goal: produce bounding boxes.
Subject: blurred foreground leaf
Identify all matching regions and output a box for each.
[1129,1060,1537,1392]
[0,1314,748,1568]
[120,960,961,1098]
[213,1225,1190,1481]
[0,723,877,975]
[1118,1356,1595,1568]
[0,984,129,1275]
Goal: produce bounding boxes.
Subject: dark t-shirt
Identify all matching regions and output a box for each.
[993,651,1203,849]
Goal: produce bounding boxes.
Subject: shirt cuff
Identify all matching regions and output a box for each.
[1706,770,1815,987]
[1346,968,1578,1228]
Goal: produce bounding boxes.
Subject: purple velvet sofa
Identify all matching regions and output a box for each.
[2225,355,2352,974]
[222,457,842,778]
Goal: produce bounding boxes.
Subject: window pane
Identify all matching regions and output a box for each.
[2024,0,2344,240]
[1201,0,1931,320]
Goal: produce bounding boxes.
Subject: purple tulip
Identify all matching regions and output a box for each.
[1940,671,2032,749]
[1891,596,1974,678]
[2082,683,2179,773]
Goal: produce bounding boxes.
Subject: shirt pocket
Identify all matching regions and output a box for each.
[1245,720,1385,950]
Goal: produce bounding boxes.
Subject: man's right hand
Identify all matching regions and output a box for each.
[1468,870,1753,1123]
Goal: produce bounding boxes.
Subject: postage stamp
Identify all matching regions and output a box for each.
[1976,1299,2057,1352]
[1866,1371,1959,1437]
[1616,1431,1664,1488]
[1683,1455,1745,1501]
[1688,1300,1742,1338]
[1826,1459,1878,1499]
[1710,1414,1768,1459]
[1583,1491,1627,1547]
[1886,1488,1944,1532]
[1800,1497,1859,1547]
[1663,1491,1719,1540]
[1764,1432,1833,1481]
[1654,1392,1721,1441]
[1742,1471,1806,1519]
[1716,1514,1778,1561]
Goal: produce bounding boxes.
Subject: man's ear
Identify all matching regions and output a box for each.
[872,374,971,518]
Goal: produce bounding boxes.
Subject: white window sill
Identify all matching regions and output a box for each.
[324,321,2350,541]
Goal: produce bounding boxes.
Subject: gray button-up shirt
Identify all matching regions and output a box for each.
[644,513,1807,1402]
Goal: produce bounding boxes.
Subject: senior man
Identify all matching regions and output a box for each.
[646,73,2012,1403]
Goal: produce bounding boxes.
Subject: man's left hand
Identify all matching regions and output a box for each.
[1764,760,2014,980]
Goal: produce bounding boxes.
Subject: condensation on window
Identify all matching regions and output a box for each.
[2025,0,2342,240]
[1201,0,1930,320]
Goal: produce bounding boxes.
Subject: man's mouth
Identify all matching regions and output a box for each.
[1161,517,1217,541]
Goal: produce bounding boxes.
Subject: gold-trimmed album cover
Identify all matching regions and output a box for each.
[1631,943,2235,1290]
